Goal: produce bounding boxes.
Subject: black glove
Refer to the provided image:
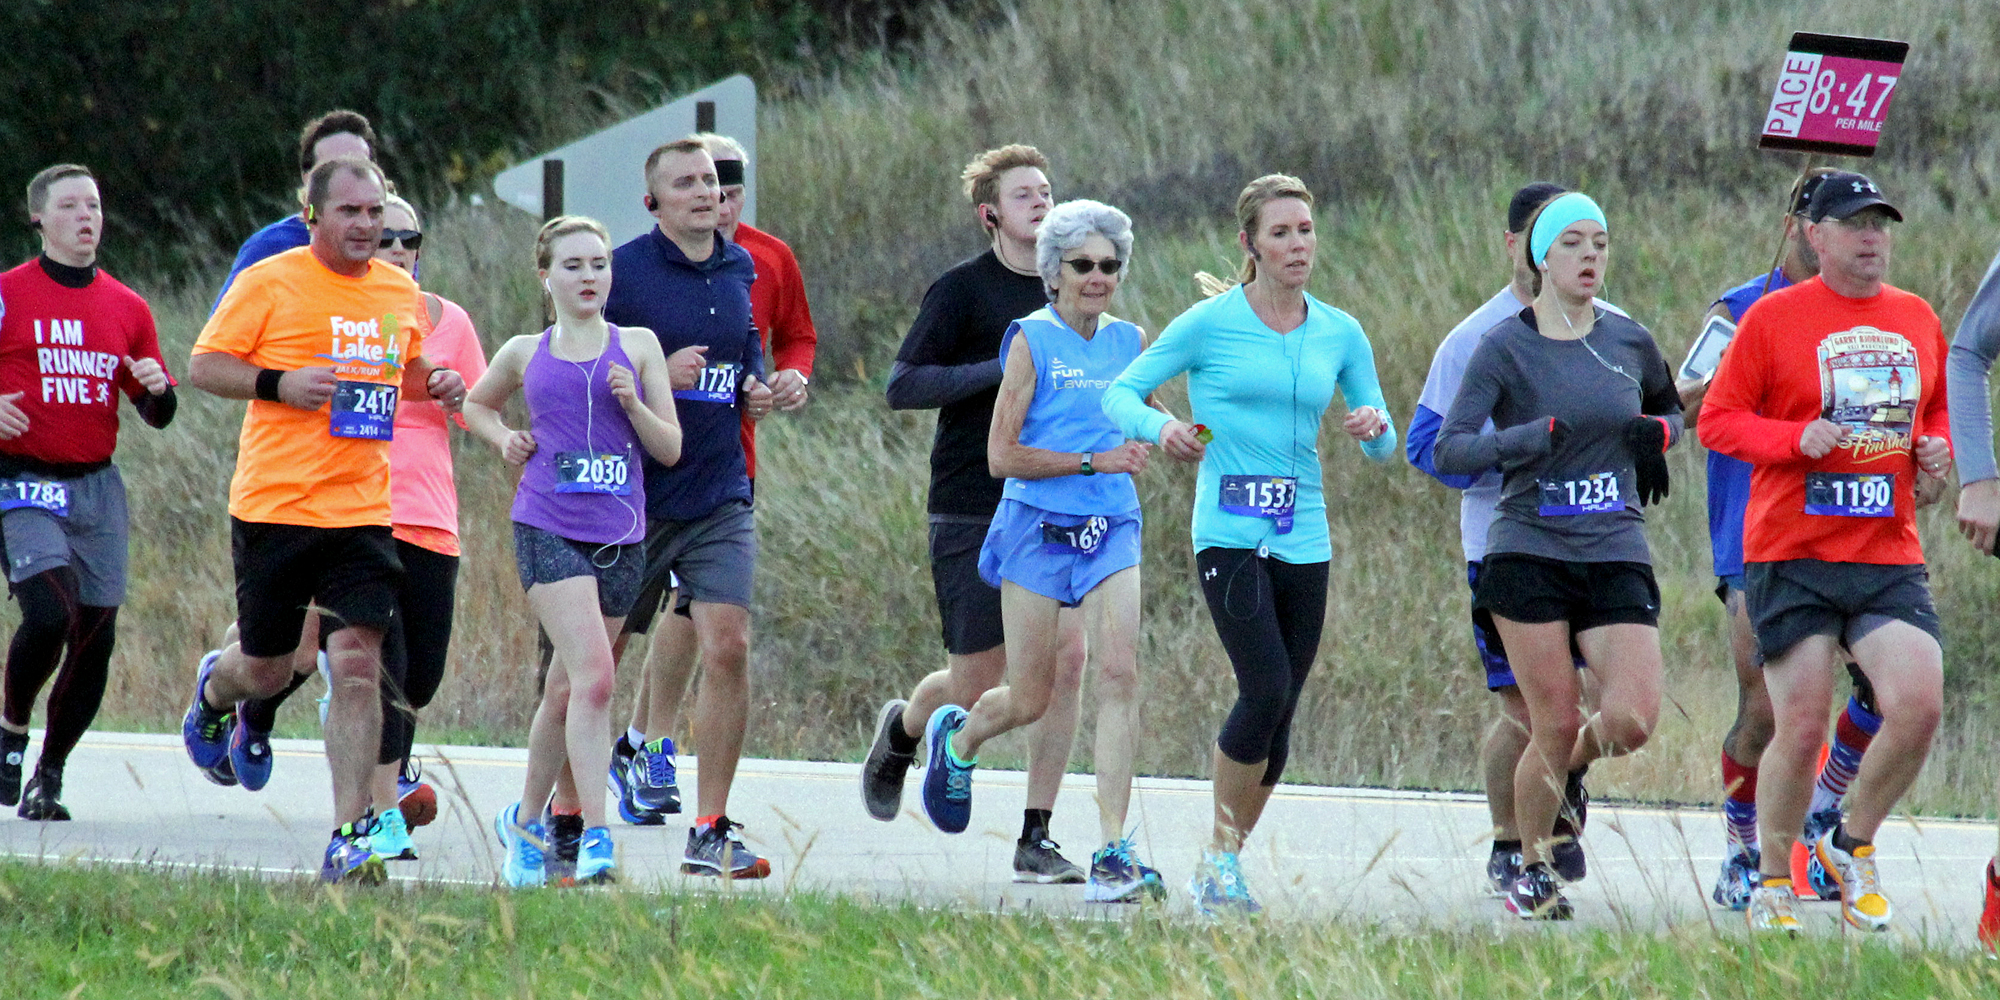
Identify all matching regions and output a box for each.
[1546,416,1571,454]
[1625,416,1670,506]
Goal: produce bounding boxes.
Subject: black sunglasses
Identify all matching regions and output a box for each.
[379,229,423,250]
[1062,257,1122,275]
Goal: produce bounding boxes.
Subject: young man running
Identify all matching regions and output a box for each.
[609,131,817,823]
[864,145,1093,884]
[1702,172,1950,934]
[605,138,775,878]
[0,164,176,820]
[184,157,465,883]
[213,110,378,306]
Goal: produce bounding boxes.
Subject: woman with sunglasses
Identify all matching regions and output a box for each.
[1103,174,1396,917]
[918,200,1167,903]
[1433,192,1680,920]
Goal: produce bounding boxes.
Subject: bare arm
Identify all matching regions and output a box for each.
[987,334,1148,480]
[614,327,683,467]
[187,351,335,410]
[461,337,536,464]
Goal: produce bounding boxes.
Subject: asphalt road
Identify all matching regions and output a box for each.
[2,730,1993,949]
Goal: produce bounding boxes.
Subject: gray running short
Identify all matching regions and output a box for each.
[512,522,644,619]
[1744,559,1941,662]
[626,499,756,634]
[0,464,129,606]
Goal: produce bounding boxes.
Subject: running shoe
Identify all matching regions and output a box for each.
[314,649,331,726]
[1188,848,1261,918]
[228,711,274,792]
[1085,837,1165,903]
[1486,844,1523,896]
[1014,837,1086,884]
[633,737,682,815]
[861,699,918,821]
[612,751,665,827]
[681,817,772,879]
[1503,862,1574,920]
[396,758,437,827]
[321,818,386,885]
[1978,859,1999,957]
[183,650,238,785]
[1549,768,1588,883]
[0,729,27,806]
[492,801,547,889]
[609,732,637,791]
[920,704,973,834]
[574,826,617,885]
[1813,830,1891,931]
[17,765,67,822]
[1746,877,1802,935]
[1797,808,1842,901]
[370,806,416,861]
[542,809,583,884]
[1711,848,1761,911]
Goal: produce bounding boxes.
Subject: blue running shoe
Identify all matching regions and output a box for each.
[1188,849,1261,918]
[633,738,681,815]
[920,705,973,834]
[371,806,417,861]
[493,801,547,888]
[574,826,617,885]
[183,651,238,786]
[321,817,386,884]
[228,712,274,792]
[1801,808,1842,901]
[1086,836,1166,903]
[1711,848,1760,911]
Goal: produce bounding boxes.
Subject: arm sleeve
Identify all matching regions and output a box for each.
[886,358,1003,410]
[770,252,817,378]
[1949,254,2000,483]
[1638,340,1686,446]
[135,386,177,429]
[744,317,766,383]
[1434,338,1551,475]
[1697,305,1812,464]
[118,301,177,401]
[1103,308,1202,443]
[1335,325,1397,462]
[1406,404,1478,488]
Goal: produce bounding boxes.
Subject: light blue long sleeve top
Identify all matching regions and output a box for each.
[1102,284,1397,562]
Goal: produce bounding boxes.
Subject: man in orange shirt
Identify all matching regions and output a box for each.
[1700,171,1951,935]
[183,157,465,884]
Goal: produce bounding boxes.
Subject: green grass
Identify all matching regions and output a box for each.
[2,861,1994,998]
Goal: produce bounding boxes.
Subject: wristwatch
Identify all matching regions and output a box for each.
[1080,453,1096,476]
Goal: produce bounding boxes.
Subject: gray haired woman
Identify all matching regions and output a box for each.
[915,199,1175,904]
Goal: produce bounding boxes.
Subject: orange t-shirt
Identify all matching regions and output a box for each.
[194,248,426,529]
[1698,277,1948,565]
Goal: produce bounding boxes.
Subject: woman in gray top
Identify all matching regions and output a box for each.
[1435,192,1682,920]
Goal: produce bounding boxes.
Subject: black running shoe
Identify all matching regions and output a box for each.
[1550,768,1589,883]
[18,766,69,822]
[544,809,584,884]
[0,730,26,807]
[1014,836,1085,884]
[1486,845,1524,896]
[1504,862,1574,920]
[860,699,918,822]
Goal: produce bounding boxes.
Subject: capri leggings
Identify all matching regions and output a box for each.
[379,540,458,765]
[1197,547,1330,786]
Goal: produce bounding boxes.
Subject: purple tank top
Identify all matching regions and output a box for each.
[510,326,647,544]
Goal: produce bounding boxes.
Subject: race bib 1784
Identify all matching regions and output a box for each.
[0,478,67,517]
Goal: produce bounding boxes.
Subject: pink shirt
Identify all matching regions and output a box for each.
[390,295,486,554]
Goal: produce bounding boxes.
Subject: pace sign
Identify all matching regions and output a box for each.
[1758,32,1909,157]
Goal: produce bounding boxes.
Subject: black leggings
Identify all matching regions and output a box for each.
[1196,547,1330,786]
[2,566,117,770]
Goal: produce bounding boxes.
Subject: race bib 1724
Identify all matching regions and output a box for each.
[674,363,741,404]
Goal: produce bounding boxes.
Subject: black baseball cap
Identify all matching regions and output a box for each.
[1808,171,1903,223]
[1507,182,1566,234]
[1790,173,1831,216]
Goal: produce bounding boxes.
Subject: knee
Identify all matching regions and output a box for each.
[1880,685,1942,738]
[1094,656,1138,704]
[699,625,749,675]
[1601,712,1654,755]
[572,658,616,711]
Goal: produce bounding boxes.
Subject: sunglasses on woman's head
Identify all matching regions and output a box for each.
[379,229,423,250]
[1062,257,1122,275]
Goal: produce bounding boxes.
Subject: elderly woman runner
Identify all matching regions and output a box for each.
[919,199,1169,903]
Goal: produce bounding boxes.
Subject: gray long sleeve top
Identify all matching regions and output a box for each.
[1948,250,2000,484]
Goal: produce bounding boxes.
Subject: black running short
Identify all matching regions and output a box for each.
[1473,553,1660,631]
[232,518,402,659]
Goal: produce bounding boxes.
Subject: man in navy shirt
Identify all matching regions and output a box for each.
[212,110,378,309]
[602,137,774,879]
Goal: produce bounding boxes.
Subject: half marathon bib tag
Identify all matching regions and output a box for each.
[1804,472,1893,517]
[1538,472,1621,516]
[330,381,398,440]
[675,362,741,404]
[1040,515,1109,555]
[0,478,68,517]
[555,450,632,495]
[1219,475,1297,534]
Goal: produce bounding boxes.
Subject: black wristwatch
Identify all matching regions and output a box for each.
[1079,452,1096,476]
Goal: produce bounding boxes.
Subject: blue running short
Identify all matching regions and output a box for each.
[977,499,1140,608]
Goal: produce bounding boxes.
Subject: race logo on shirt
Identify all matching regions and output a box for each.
[1047,354,1112,391]
[1817,326,1916,462]
[32,318,120,406]
[316,313,405,380]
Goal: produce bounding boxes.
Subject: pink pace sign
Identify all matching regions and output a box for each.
[1758,33,1909,157]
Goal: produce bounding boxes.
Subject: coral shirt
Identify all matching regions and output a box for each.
[1698,277,1948,565]
[389,295,486,555]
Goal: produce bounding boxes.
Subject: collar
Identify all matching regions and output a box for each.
[650,227,738,272]
[37,254,97,289]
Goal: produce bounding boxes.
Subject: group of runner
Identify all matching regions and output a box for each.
[3,116,1998,939]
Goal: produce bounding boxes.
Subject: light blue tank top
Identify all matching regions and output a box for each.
[999,307,1143,516]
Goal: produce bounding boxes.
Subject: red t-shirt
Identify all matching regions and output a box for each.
[1699,277,1948,565]
[0,259,173,465]
[736,223,817,478]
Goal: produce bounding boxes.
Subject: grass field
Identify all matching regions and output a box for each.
[34,0,2000,821]
[3,861,1995,999]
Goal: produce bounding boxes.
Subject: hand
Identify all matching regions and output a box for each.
[1958,478,2000,554]
[1674,374,1709,415]
[0,392,27,440]
[667,345,708,391]
[1798,419,1848,459]
[1624,415,1671,506]
[1546,416,1571,453]
[1092,440,1153,475]
[1343,405,1387,442]
[426,367,467,414]
[124,355,169,395]
[742,374,774,421]
[767,369,809,411]
[501,429,537,465]
[607,363,640,409]
[1158,420,1206,463]
[1915,434,1951,479]
[1916,467,1948,509]
[280,367,338,411]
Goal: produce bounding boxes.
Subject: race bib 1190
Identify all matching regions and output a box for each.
[1804,472,1893,517]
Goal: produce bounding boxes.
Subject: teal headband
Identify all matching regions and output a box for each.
[1529,192,1608,267]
